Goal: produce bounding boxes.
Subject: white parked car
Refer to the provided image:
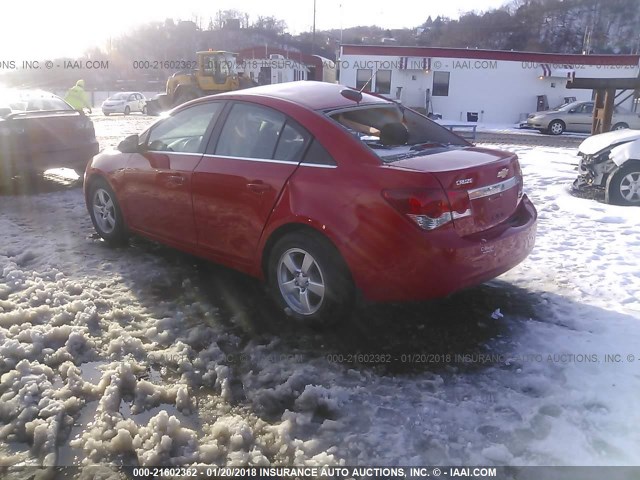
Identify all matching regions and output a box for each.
[101,92,147,116]
[575,129,640,205]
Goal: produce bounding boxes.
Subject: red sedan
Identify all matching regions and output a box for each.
[85,81,537,325]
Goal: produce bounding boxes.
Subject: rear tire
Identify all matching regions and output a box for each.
[547,120,565,135]
[267,231,354,327]
[612,122,628,131]
[124,106,130,115]
[606,163,640,206]
[88,178,128,245]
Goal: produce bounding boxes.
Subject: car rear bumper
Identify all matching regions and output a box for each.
[102,107,124,114]
[351,195,537,302]
[5,141,99,173]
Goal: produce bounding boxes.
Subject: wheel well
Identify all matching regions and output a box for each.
[261,223,346,278]
[618,159,640,171]
[550,119,565,127]
[84,173,109,204]
[613,122,629,128]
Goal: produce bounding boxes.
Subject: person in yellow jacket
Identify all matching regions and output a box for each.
[64,79,92,113]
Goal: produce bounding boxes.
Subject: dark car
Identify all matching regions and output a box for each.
[85,81,537,325]
[0,89,99,177]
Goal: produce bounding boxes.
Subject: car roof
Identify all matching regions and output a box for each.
[218,81,392,111]
[0,88,60,99]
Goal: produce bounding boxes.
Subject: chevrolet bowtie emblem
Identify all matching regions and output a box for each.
[497,168,509,179]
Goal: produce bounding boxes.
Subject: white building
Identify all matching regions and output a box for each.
[339,45,640,124]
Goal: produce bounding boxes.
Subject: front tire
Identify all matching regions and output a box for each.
[606,163,640,206]
[267,231,354,326]
[547,120,565,135]
[88,178,128,245]
[612,122,628,131]
[124,106,130,115]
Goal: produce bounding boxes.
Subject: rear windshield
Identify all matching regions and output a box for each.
[0,92,72,113]
[327,104,468,163]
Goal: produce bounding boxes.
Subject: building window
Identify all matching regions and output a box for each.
[433,71,450,96]
[375,70,392,94]
[356,69,373,91]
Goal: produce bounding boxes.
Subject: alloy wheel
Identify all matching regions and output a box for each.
[277,248,326,315]
[619,171,640,203]
[93,188,117,234]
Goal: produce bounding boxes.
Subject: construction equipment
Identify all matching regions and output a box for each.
[146,51,256,115]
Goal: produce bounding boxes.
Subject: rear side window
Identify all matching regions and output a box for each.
[215,103,286,159]
[303,139,336,166]
[274,122,309,161]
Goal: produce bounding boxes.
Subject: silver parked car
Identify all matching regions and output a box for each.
[523,101,640,135]
[101,92,147,116]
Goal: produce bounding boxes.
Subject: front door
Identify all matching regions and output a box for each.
[121,102,224,247]
[566,102,594,133]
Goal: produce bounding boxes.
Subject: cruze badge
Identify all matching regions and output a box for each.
[456,178,473,186]
[497,168,509,179]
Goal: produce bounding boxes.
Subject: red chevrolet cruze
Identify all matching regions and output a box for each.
[85,81,537,325]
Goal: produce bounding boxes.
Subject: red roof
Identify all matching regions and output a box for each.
[217,81,389,111]
[341,45,640,66]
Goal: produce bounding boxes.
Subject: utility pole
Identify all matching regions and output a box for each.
[312,0,316,54]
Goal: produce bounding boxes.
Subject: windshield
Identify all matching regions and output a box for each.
[551,102,574,111]
[328,104,468,163]
[108,93,129,100]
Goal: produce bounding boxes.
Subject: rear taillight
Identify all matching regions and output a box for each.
[383,188,471,231]
[513,159,524,200]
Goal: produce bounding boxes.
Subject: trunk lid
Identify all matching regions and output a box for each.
[7,111,96,154]
[391,146,523,235]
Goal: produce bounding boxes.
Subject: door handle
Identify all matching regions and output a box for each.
[167,174,185,185]
[247,182,270,194]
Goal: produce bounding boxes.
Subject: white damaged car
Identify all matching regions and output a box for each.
[574,129,640,205]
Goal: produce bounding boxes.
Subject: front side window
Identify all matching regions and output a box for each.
[356,69,373,92]
[375,70,392,94]
[147,102,222,153]
[578,103,594,114]
[215,103,286,159]
[432,71,450,96]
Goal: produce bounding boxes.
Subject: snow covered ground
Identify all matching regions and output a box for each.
[1,115,639,469]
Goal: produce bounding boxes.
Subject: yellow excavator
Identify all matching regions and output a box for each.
[146,50,256,115]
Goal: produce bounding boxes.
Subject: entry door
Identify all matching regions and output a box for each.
[192,101,310,266]
[121,102,223,247]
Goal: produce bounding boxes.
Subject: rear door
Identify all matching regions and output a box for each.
[192,101,310,265]
[121,102,224,247]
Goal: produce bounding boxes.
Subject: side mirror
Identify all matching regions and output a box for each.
[117,134,141,153]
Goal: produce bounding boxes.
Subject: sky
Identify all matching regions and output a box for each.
[0,0,508,60]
